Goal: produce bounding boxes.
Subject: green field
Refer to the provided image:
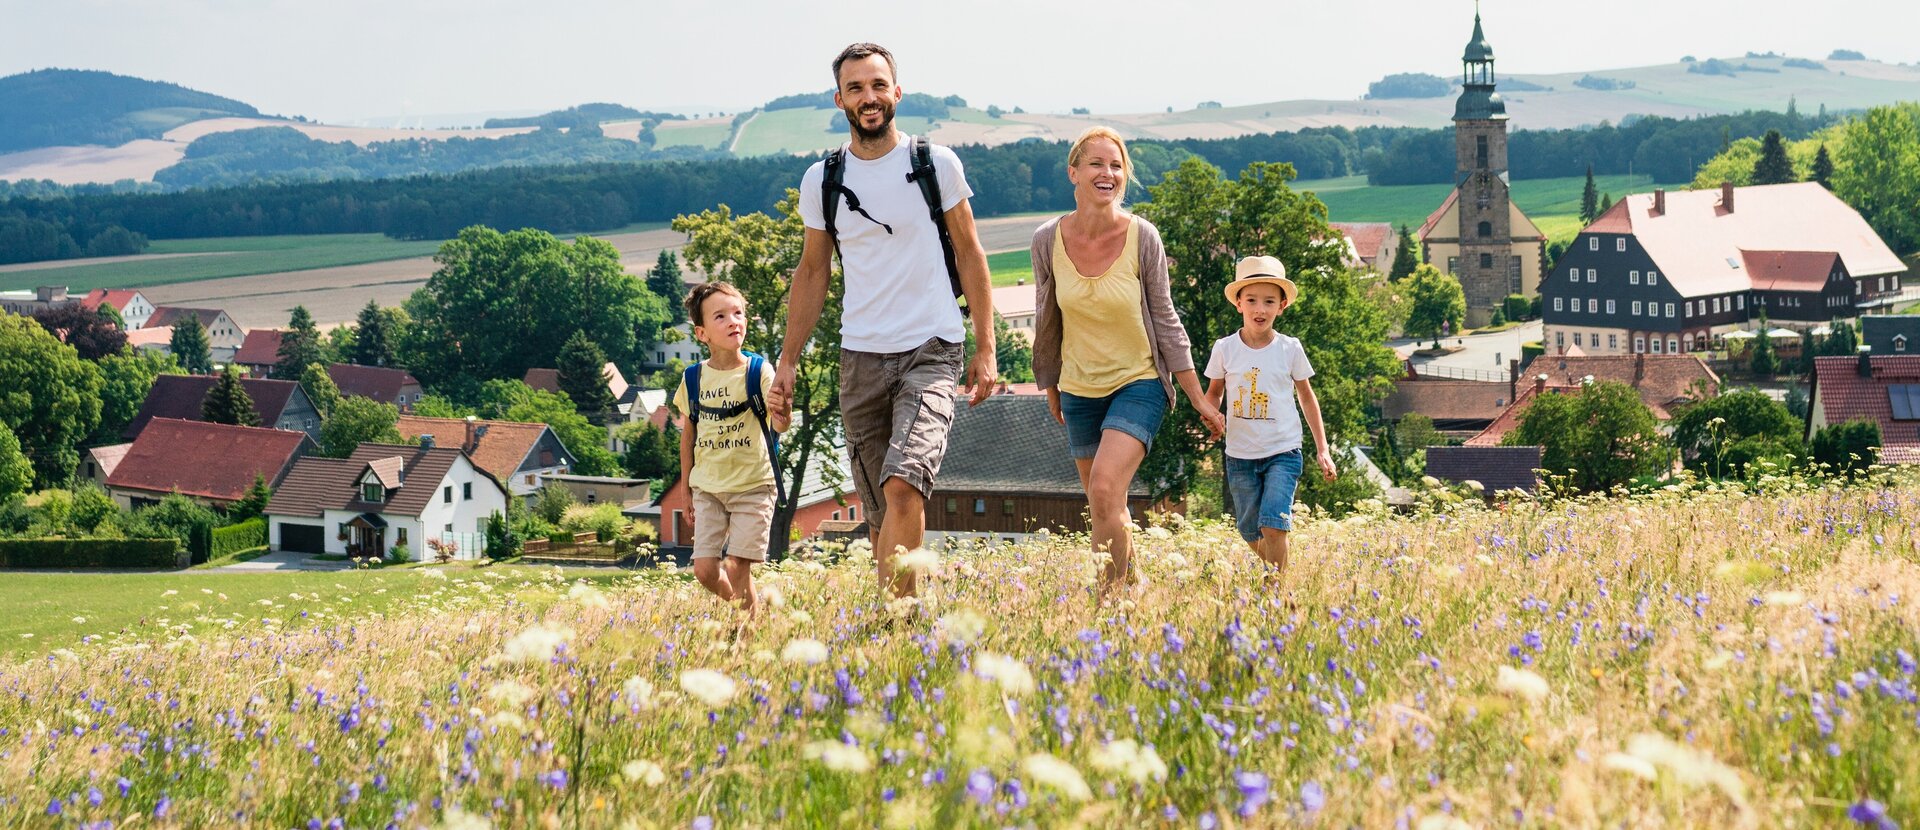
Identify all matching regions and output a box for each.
[1300,173,1677,245]
[732,108,938,157]
[652,119,731,150]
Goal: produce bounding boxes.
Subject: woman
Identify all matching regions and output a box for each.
[1032,126,1225,595]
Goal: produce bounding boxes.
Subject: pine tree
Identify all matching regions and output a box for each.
[649,250,687,326]
[556,330,616,424]
[169,314,213,374]
[1389,224,1419,282]
[202,365,261,426]
[1811,144,1835,189]
[1786,96,1799,121]
[349,299,394,366]
[1598,193,1613,215]
[276,305,323,379]
[1579,165,1599,224]
[1751,130,1796,185]
[1749,311,1778,376]
[299,362,341,417]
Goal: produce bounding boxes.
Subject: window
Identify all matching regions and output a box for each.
[850,506,858,520]
[656,351,665,363]
[1480,253,1493,269]
[1685,301,1694,317]
[1667,338,1679,354]
[1447,256,1458,273]
[1648,271,1658,285]
[443,486,453,503]
[1634,336,1646,353]
[1002,500,1015,516]
[1587,299,1597,313]
[1895,335,1909,353]
[1570,267,1579,282]
[1632,301,1642,315]
[463,482,472,500]
[1665,303,1675,318]
[1477,221,1492,238]
[1616,238,1627,252]
[1711,298,1721,314]
[1553,297,1564,312]
[444,523,453,533]
[1631,270,1640,285]
[1608,334,1618,350]
[1651,338,1663,354]
[1556,331,1565,348]
[362,482,383,502]
[1879,277,1887,292]
[1573,332,1583,347]
[1606,300,1616,314]
[973,498,986,515]
[305,419,314,429]
[397,528,408,544]
[396,395,406,406]
[1586,269,1597,283]
[832,510,841,521]
[1476,135,1488,168]
[1737,295,1745,310]
[585,491,596,504]
[945,498,957,514]
[526,474,536,485]
[1589,237,1599,251]
[337,522,348,538]
[670,511,683,542]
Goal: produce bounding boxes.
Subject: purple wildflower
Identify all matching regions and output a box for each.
[1848,799,1896,830]
[966,769,995,804]
[1300,779,1327,813]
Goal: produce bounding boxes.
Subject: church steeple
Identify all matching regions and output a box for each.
[1454,10,1506,121]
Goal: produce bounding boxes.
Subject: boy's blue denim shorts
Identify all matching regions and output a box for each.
[1060,379,1168,459]
[1225,449,1303,542]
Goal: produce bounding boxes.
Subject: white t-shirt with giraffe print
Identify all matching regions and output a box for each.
[1205,331,1316,460]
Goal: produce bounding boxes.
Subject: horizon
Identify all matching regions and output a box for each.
[3,0,1918,125]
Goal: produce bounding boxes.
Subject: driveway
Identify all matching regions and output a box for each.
[211,550,355,572]
[1391,320,1543,381]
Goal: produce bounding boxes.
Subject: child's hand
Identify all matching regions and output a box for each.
[1198,401,1226,438]
[1317,452,1337,481]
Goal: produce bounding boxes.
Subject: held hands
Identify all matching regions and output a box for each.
[769,360,798,420]
[966,349,998,407]
[1196,401,1226,439]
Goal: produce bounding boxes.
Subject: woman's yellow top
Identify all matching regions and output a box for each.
[1054,218,1159,397]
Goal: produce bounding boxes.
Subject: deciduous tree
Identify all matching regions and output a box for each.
[0,315,102,488]
[93,349,178,444]
[298,362,341,417]
[33,302,126,360]
[1505,379,1666,492]
[1402,264,1467,341]
[1671,388,1803,477]
[319,396,401,458]
[0,422,31,502]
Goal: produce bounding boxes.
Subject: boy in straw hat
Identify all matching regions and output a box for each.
[1204,255,1336,577]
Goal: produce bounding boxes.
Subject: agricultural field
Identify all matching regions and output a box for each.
[1303,174,1676,245]
[0,234,443,293]
[730,108,938,157]
[3,475,1916,827]
[649,118,733,151]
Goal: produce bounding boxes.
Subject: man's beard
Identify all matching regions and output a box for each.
[846,101,895,141]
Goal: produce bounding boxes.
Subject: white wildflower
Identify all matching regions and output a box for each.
[973,653,1035,696]
[678,669,738,707]
[781,638,830,666]
[1144,525,1173,540]
[1763,591,1805,607]
[804,740,874,773]
[1416,815,1473,830]
[500,623,573,664]
[1601,752,1658,782]
[162,589,178,597]
[1021,753,1092,800]
[935,609,987,646]
[420,569,448,580]
[1495,666,1550,703]
[789,610,814,625]
[697,619,725,635]
[1703,651,1734,671]
[621,759,667,786]
[567,583,611,610]
[751,649,776,663]
[435,807,493,830]
[621,676,656,708]
[1625,733,1747,807]
[485,679,538,708]
[893,547,939,573]
[1089,739,1168,783]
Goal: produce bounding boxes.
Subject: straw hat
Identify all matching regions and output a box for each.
[1223,255,1298,306]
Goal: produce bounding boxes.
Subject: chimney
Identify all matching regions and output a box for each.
[1858,344,1873,378]
[1720,181,1735,213]
[419,434,434,449]
[1652,189,1665,216]
[1533,373,1548,395]
[1634,352,1646,385]
[1508,357,1521,404]
[464,414,478,451]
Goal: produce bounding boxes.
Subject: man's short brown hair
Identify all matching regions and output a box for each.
[685,281,745,327]
[832,42,897,87]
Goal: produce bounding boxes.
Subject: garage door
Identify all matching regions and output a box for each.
[280,523,325,554]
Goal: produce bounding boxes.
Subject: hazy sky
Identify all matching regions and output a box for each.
[4,0,1916,124]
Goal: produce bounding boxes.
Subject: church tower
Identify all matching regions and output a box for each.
[1452,10,1515,325]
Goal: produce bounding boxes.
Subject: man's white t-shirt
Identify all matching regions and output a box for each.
[798,136,971,353]
[1204,331,1316,459]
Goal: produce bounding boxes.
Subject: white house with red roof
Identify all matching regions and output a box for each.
[78,288,155,330]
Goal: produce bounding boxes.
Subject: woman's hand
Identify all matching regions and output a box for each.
[1046,388,1065,425]
[1196,400,1226,439]
[1317,451,1338,482]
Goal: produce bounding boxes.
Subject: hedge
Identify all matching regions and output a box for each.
[0,538,185,569]
[212,519,266,560]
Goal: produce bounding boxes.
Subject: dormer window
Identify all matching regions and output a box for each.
[362,482,384,502]
[1897,335,1909,353]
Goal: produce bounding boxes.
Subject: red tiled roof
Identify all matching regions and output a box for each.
[1811,355,1920,460]
[232,329,284,367]
[1584,198,1633,234]
[125,374,303,440]
[1382,379,1510,423]
[326,363,420,405]
[78,289,143,314]
[1417,190,1459,241]
[1330,222,1394,264]
[106,418,312,503]
[992,283,1037,317]
[1521,353,1720,409]
[523,368,561,394]
[145,307,225,330]
[395,416,568,484]
[1741,250,1841,292]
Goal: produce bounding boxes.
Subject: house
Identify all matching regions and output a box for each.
[1466,354,1719,446]
[145,307,246,362]
[231,329,285,377]
[0,285,77,317]
[1862,315,1920,357]
[125,325,174,356]
[1381,378,1512,439]
[1542,182,1906,357]
[125,374,324,441]
[395,415,575,501]
[928,394,1158,544]
[611,387,670,454]
[1416,12,1548,325]
[105,418,315,509]
[541,473,651,508]
[327,363,423,411]
[1330,222,1398,274]
[646,414,858,550]
[81,443,133,488]
[78,288,155,330]
[1424,445,1542,494]
[1807,352,1920,464]
[993,282,1038,342]
[641,326,704,372]
[265,441,508,559]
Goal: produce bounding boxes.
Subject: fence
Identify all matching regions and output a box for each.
[1408,362,1511,383]
[425,532,488,562]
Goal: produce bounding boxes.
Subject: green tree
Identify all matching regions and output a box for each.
[1402,264,1468,341]
[349,299,397,367]
[616,420,680,481]
[1671,388,1804,478]
[69,481,116,533]
[1751,129,1797,185]
[1135,158,1400,501]
[275,305,323,379]
[962,313,1034,386]
[169,314,213,374]
[1597,193,1613,216]
[1821,319,1859,357]
[649,250,688,326]
[1388,224,1419,282]
[476,379,621,476]
[649,358,690,408]
[535,481,575,525]
[409,393,473,419]
[298,362,341,418]
[556,330,616,424]
[93,349,179,444]
[1833,103,1920,253]
[125,493,218,553]
[0,316,103,488]
[400,226,671,390]
[320,396,402,458]
[319,324,354,366]
[1810,419,1880,476]
[1505,380,1667,492]
[674,194,847,552]
[202,365,262,426]
[230,474,272,522]
[1749,311,1778,376]
[1579,164,1599,224]
[1811,143,1835,189]
[0,422,31,502]
[33,303,127,360]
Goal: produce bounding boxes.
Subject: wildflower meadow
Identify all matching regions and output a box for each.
[3,473,1917,829]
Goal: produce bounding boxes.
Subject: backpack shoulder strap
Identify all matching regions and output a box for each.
[743,353,785,504]
[907,135,967,317]
[681,360,702,467]
[821,148,846,261]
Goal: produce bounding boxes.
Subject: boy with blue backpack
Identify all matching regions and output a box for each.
[674,282,788,615]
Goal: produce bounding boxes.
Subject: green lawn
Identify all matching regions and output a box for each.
[987,249,1033,286]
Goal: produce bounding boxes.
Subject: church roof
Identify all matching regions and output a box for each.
[1462,15,1494,62]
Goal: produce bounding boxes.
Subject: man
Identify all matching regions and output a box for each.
[771,42,997,599]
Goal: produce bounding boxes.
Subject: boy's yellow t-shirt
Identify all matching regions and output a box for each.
[1054,219,1159,397]
[671,360,776,494]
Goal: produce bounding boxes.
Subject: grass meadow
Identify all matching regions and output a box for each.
[0,234,443,293]
[3,473,1916,828]
[1302,174,1672,244]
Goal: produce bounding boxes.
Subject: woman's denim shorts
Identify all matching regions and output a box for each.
[1225,449,1304,542]
[1059,379,1168,459]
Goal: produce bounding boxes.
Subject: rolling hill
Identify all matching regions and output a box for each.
[0,68,260,153]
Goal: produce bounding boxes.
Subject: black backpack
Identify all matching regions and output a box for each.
[681,353,783,503]
[821,134,967,317]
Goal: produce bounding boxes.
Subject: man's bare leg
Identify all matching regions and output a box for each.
[692,558,735,603]
[722,557,756,613]
[874,477,927,597]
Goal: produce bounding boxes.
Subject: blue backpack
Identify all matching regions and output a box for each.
[682,353,783,503]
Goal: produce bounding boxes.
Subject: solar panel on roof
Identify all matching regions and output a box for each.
[1891,384,1920,420]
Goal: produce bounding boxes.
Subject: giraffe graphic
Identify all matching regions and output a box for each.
[1247,367,1271,420]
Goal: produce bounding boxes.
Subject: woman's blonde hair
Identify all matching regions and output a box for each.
[1067,126,1137,195]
